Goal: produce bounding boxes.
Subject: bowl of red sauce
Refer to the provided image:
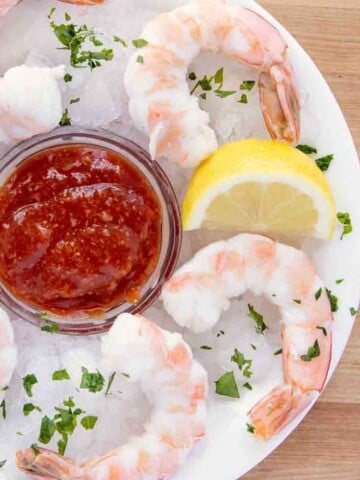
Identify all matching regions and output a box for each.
[0,128,181,334]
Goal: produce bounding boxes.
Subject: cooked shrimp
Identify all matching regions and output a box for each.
[161,233,332,439]
[0,65,65,143]
[0,309,17,404]
[16,313,208,479]
[124,0,300,168]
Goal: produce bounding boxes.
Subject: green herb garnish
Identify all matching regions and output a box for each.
[80,367,105,393]
[350,307,358,316]
[70,97,80,104]
[80,415,98,430]
[0,460,6,469]
[336,279,344,284]
[296,144,318,154]
[63,73,73,83]
[251,344,257,350]
[315,154,334,172]
[105,371,116,397]
[243,382,252,390]
[31,443,40,455]
[215,89,236,98]
[188,72,196,81]
[132,38,148,48]
[293,299,301,304]
[314,288,322,300]
[113,36,127,47]
[337,212,352,239]
[200,345,212,350]
[300,339,320,362]
[136,55,144,64]
[326,288,338,312]
[52,369,70,381]
[316,326,327,336]
[231,349,253,378]
[65,12,71,21]
[215,371,240,398]
[23,403,42,416]
[48,7,56,19]
[59,109,71,127]
[0,400,6,419]
[246,423,255,433]
[274,348,283,355]
[247,304,268,334]
[38,416,56,444]
[240,80,255,91]
[238,93,248,104]
[23,374,38,398]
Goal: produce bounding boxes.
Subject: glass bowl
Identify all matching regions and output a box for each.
[0,127,182,335]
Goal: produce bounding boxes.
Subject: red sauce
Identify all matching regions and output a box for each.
[0,145,162,315]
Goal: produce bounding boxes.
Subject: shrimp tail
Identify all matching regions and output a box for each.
[16,448,80,480]
[248,385,312,439]
[259,63,300,143]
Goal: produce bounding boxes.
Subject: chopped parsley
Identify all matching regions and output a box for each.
[113,36,127,47]
[293,299,301,304]
[316,326,327,336]
[315,154,334,172]
[350,307,358,316]
[65,12,71,21]
[300,339,320,362]
[274,348,283,355]
[105,371,116,397]
[243,382,252,390]
[238,93,248,104]
[240,80,256,91]
[63,73,72,83]
[47,7,56,19]
[80,367,105,393]
[216,330,225,338]
[247,304,268,334]
[23,403,42,416]
[31,443,40,455]
[49,17,114,70]
[231,349,253,378]
[199,92,207,100]
[296,144,318,154]
[336,279,344,284]
[188,72,196,81]
[0,460,6,469]
[36,312,51,322]
[121,372,130,379]
[52,369,70,381]
[38,416,56,444]
[23,374,38,398]
[251,344,257,350]
[246,423,255,433]
[200,345,212,350]
[132,38,148,48]
[314,287,322,300]
[70,97,80,104]
[337,212,352,239]
[136,55,144,64]
[215,371,240,398]
[215,89,236,98]
[80,415,98,430]
[214,67,224,85]
[59,109,71,127]
[326,288,338,312]
[0,400,6,419]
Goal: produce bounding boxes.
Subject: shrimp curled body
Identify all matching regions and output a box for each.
[16,313,208,479]
[124,0,300,168]
[161,233,332,439]
[0,309,17,405]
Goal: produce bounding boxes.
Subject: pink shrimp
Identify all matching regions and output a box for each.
[161,233,333,439]
[16,313,208,479]
[124,0,300,168]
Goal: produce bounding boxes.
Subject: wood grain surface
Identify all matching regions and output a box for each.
[243,1,360,479]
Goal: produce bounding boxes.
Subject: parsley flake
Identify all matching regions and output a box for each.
[70,97,80,104]
[326,288,338,312]
[52,369,70,381]
[136,55,144,64]
[337,212,352,239]
[247,304,268,334]
[59,109,71,127]
[251,344,257,350]
[0,460,6,469]
[296,144,318,154]
[132,38,148,48]
[350,307,358,316]
[231,349,253,378]
[22,374,38,398]
[23,403,42,416]
[80,367,105,393]
[215,371,240,398]
[0,400,6,420]
[246,423,256,433]
[188,72,196,81]
[315,154,334,172]
[300,339,321,362]
[38,416,56,444]
[80,415,98,430]
[105,371,116,397]
[336,279,344,284]
[48,7,56,19]
[274,348,283,355]
[293,299,301,304]
[243,382,252,390]
[200,345,212,350]
[316,326,327,336]
[65,12,71,21]
[63,73,73,83]
[314,288,322,300]
[240,80,255,91]
[113,36,127,47]
[238,93,248,104]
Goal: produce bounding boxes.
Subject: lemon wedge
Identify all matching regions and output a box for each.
[182,139,336,239]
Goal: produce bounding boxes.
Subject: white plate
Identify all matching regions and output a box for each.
[0,1,359,479]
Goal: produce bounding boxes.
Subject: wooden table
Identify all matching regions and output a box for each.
[243,1,360,478]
